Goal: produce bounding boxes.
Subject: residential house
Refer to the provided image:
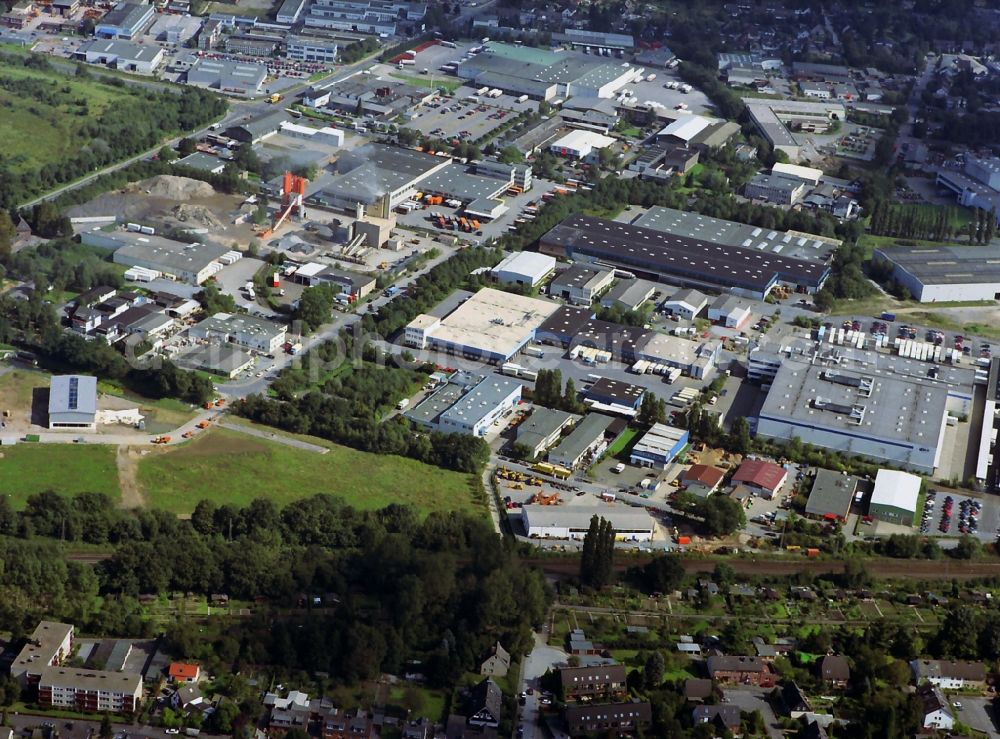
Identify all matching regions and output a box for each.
[683,678,714,703]
[168,662,200,684]
[682,464,725,497]
[917,684,954,731]
[911,660,987,690]
[819,656,850,688]
[479,643,511,678]
[560,665,627,701]
[706,656,773,687]
[779,682,811,719]
[564,702,651,737]
[692,705,740,733]
[465,679,502,729]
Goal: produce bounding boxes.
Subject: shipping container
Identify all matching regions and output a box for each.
[676,536,691,545]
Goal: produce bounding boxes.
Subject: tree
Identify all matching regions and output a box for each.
[294,284,339,333]
[580,515,615,589]
[637,392,666,425]
[953,535,982,560]
[178,138,198,157]
[207,700,239,734]
[158,146,177,163]
[644,650,665,689]
[99,714,112,739]
[698,495,745,536]
[0,211,15,260]
[729,416,751,455]
[633,554,684,594]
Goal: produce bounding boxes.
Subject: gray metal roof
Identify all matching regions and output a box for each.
[804,468,859,518]
[517,407,577,452]
[49,375,97,419]
[523,503,655,532]
[874,244,1000,287]
[421,167,509,202]
[439,375,521,427]
[548,412,614,463]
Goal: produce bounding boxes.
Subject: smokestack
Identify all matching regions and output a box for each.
[355,202,365,222]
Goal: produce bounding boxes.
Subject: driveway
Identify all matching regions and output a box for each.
[960,696,1000,738]
[518,631,569,739]
[721,686,783,739]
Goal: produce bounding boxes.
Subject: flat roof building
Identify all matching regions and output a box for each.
[406,372,522,437]
[179,344,254,379]
[804,468,860,520]
[92,231,229,284]
[11,621,74,685]
[409,288,558,364]
[630,423,689,469]
[585,378,644,414]
[176,151,226,174]
[540,214,829,299]
[744,173,808,205]
[549,130,616,160]
[187,57,267,96]
[516,407,578,458]
[491,251,556,288]
[78,39,163,74]
[873,245,1000,303]
[548,412,615,469]
[600,278,657,312]
[523,504,655,541]
[95,1,154,39]
[757,349,961,474]
[38,666,142,713]
[743,99,846,161]
[548,264,616,305]
[190,312,287,354]
[869,469,920,527]
[48,375,97,431]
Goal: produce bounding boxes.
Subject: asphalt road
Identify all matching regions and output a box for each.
[517,630,568,739]
[4,713,223,739]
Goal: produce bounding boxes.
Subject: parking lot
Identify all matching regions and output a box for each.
[625,71,714,117]
[405,87,537,141]
[920,489,1000,542]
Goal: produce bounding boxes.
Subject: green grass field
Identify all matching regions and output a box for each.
[0,57,141,174]
[137,427,484,516]
[0,444,119,508]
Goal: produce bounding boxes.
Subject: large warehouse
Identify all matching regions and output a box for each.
[522,504,656,541]
[868,469,920,527]
[48,375,97,431]
[491,251,557,287]
[742,99,846,161]
[756,350,967,474]
[88,231,231,285]
[404,288,558,363]
[629,423,689,469]
[405,371,522,436]
[873,245,1000,303]
[539,214,830,299]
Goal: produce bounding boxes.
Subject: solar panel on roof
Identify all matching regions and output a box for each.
[68,377,79,410]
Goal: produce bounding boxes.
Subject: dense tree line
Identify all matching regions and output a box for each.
[812,242,876,312]
[580,516,615,589]
[235,393,489,473]
[0,55,227,209]
[866,201,978,243]
[0,492,549,688]
[531,369,584,414]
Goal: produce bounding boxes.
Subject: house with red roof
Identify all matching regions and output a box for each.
[682,464,726,497]
[731,459,787,499]
[168,662,201,683]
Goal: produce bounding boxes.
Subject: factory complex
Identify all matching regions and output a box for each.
[873,245,1000,303]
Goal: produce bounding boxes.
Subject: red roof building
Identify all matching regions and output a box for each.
[732,459,787,499]
[682,464,726,497]
[168,662,200,683]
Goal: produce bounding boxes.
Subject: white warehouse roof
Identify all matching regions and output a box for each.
[772,162,823,184]
[658,114,713,142]
[870,469,920,512]
[492,251,557,283]
[550,129,616,153]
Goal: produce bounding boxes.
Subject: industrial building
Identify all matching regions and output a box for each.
[655,116,740,151]
[176,152,226,174]
[539,214,830,299]
[631,205,839,264]
[302,0,424,35]
[77,39,163,74]
[405,371,522,437]
[548,265,615,305]
[742,99,846,161]
[805,468,860,520]
[936,157,1000,224]
[190,312,288,354]
[600,278,657,312]
[311,144,451,217]
[404,288,558,364]
[225,111,286,144]
[456,42,641,101]
[708,295,753,329]
[86,231,231,285]
[629,423,689,469]
[491,251,556,287]
[873,245,1000,303]
[868,469,920,527]
[732,459,788,499]
[39,666,143,713]
[285,35,338,62]
[756,349,966,474]
[180,344,254,379]
[584,378,644,415]
[276,0,307,23]
[548,412,615,468]
[549,130,616,160]
[279,121,345,147]
[744,173,808,205]
[522,504,655,541]
[48,375,97,431]
[11,621,74,685]
[662,288,708,320]
[186,57,267,96]
[94,1,154,39]
[516,407,578,458]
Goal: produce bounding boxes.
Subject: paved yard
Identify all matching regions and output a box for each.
[959,696,1000,738]
[721,686,784,739]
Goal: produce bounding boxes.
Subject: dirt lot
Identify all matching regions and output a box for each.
[68,176,259,249]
